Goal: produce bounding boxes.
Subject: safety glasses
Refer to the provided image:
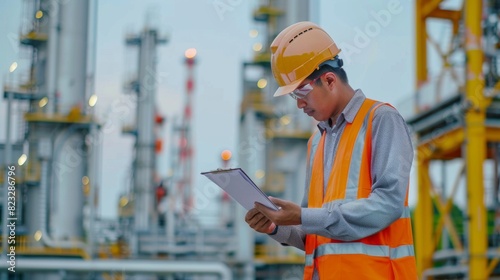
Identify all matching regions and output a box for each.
[289,74,324,100]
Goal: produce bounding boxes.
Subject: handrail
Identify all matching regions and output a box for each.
[0,258,232,279]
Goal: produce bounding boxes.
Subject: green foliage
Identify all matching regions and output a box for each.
[410,205,499,249]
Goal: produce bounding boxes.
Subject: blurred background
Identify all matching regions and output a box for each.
[1,0,500,279]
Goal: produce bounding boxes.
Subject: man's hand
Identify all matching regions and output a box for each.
[245,208,276,234]
[255,197,301,226]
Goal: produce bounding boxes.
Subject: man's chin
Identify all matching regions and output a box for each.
[313,116,328,122]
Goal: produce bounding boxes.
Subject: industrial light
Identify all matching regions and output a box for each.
[221,150,232,161]
[255,170,265,179]
[39,97,48,108]
[280,115,291,125]
[34,230,42,241]
[249,29,258,38]
[185,48,197,59]
[35,10,44,19]
[18,154,27,166]
[9,62,17,73]
[252,43,263,52]
[88,94,98,107]
[257,78,267,89]
[119,196,129,207]
[82,176,90,185]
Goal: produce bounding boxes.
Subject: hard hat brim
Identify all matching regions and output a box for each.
[273,79,303,97]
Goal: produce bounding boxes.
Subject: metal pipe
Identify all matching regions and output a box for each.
[46,0,60,114]
[0,259,232,279]
[39,123,93,252]
[440,161,448,250]
[86,0,100,253]
[87,123,99,258]
[48,125,87,248]
[166,198,175,252]
[1,91,13,280]
[138,244,238,254]
[134,28,157,233]
[57,0,89,114]
[464,0,487,278]
[422,265,468,280]
[39,151,87,251]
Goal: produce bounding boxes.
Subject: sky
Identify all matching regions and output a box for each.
[93,0,256,218]
[0,0,257,219]
[0,0,445,219]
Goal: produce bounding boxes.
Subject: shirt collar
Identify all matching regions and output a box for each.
[316,89,366,132]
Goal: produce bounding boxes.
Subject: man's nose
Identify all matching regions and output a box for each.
[296,98,306,109]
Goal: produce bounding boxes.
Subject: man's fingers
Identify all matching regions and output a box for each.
[253,215,271,230]
[269,196,286,208]
[245,208,261,222]
[255,202,273,213]
[247,213,261,227]
[247,211,272,232]
[261,220,273,232]
[255,202,280,217]
[252,199,301,227]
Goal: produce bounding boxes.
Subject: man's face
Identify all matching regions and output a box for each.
[293,74,337,122]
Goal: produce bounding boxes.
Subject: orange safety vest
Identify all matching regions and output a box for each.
[303,98,417,279]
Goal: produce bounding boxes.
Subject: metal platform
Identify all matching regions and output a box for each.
[407,91,500,144]
[19,31,48,45]
[3,89,45,100]
[24,112,95,125]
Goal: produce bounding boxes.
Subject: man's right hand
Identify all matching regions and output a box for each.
[245,208,276,234]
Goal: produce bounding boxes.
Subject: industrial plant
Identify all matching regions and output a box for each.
[2,0,500,279]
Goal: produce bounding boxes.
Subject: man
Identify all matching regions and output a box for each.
[245,21,417,279]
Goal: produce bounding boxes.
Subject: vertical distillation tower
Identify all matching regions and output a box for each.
[239,0,312,277]
[124,28,167,256]
[24,0,91,251]
[2,0,97,279]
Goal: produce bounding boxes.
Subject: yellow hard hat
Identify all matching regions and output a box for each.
[270,21,341,97]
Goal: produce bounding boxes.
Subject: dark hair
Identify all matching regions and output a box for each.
[307,65,348,84]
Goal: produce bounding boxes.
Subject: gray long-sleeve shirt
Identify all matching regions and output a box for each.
[269,89,414,250]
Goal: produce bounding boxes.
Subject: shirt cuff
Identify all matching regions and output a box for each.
[301,207,330,234]
[268,225,293,246]
[268,224,279,235]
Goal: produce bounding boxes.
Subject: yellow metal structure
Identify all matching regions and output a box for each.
[412,0,500,278]
[24,106,95,124]
[464,1,487,278]
[20,30,48,45]
[0,235,89,259]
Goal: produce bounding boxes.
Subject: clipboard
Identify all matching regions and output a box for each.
[201,168,279,211]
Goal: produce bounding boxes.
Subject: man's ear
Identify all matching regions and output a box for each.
[325,72,337,89]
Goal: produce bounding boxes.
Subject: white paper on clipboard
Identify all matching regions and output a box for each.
[201,168,279,211]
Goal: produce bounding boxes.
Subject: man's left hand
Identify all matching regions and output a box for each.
[254,196,301,226]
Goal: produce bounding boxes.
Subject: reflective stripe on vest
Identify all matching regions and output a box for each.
[307,100,378,201]
[305,243,415,266]
[345,101,374,201]
[304,206,414,266]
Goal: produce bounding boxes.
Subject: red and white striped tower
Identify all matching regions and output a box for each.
[178,48,197,214]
